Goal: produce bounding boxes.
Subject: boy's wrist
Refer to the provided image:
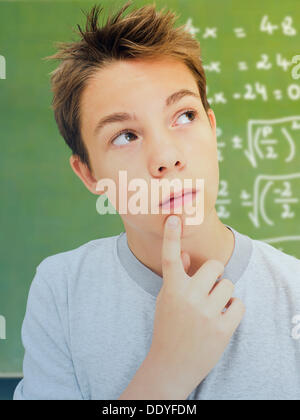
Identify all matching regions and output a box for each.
[138,350,191,400]
[118,351,189,400]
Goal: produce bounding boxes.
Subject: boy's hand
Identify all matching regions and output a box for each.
[147,215,246,398]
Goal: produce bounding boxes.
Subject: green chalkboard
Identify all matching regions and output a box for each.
[0,0,299,376]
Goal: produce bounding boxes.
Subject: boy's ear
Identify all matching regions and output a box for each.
[69,155,103,195]
[206,108,217,136]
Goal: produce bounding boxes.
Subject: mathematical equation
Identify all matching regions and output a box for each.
[184,15,297,39]
[184,14,300,104]
[215,113,300,256]
[204,53,296,73]
[206,83,300,104]
[216,174,300,227]
[216,116,300,166]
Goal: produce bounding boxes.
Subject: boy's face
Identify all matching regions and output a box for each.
[71,56,219,238]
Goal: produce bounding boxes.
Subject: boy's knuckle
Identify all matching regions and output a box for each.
[162,256,174,268]
[199,305,213,322]
[221,277,234,291]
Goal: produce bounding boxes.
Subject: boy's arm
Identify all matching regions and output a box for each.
[13,265,84,400]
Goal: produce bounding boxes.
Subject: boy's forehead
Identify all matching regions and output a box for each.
[82,56,198,106]
[101,56,192,78]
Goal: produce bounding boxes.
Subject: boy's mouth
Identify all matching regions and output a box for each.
[159,188,198,210]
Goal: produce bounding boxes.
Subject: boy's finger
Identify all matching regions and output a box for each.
[162,216,185,285]
[189,259,225,296]
[221,297,246,332]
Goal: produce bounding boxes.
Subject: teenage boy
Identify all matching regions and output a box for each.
[14,1,300,400]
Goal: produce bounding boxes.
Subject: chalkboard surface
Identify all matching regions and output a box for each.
[0,0,299,376]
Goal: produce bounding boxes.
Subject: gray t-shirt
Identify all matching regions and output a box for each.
[14,225,300,400]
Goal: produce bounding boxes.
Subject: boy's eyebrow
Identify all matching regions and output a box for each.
[93,88,200,137]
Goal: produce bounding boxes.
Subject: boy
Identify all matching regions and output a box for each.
[14,1,300,400]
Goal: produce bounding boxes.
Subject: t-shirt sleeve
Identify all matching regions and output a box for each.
[13,263,84,400]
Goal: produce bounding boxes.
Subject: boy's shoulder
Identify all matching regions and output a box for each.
[34,234,121,289]
[252,235,300,265]
[250,235,300,285]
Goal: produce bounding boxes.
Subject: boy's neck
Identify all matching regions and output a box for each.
[124,208,235,279]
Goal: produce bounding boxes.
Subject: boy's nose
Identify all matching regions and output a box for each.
[147,137,186,177]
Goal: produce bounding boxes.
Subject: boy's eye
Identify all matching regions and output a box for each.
[111,131,138,146]
[111,109,197,146]
[176,110,197,125]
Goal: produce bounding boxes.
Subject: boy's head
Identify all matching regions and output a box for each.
[45,1,220,238]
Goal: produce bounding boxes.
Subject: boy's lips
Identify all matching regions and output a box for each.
[159,188,198,208]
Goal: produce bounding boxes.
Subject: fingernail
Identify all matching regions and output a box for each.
[167,216,179,228]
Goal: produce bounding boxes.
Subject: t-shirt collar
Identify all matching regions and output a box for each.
[117,225,253,298]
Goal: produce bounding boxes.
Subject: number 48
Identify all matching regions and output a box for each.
[260,15,296,36]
